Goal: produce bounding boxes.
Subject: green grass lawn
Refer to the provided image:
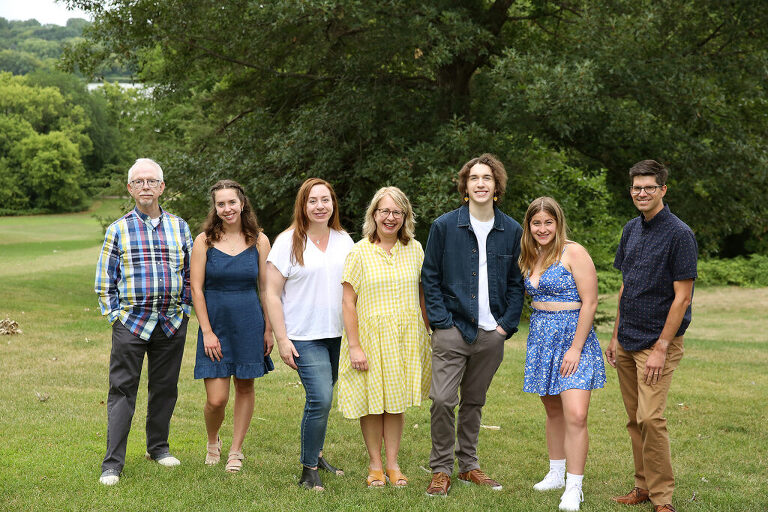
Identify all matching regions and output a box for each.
[0,204,766,511]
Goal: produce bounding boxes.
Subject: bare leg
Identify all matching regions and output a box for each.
[382,412,405,470]
[360,414,384,478]
[204,378,230,444]
[230,377,255,452]
[560,389,592,475]
[540,394,566,460]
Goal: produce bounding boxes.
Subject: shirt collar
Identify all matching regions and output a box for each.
[132,205,166,225]
[640,203,670,229]
[457,203,505,231]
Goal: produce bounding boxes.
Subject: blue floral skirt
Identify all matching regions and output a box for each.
[523,308,606,396]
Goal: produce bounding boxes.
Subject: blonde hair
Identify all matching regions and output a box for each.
[519,196,568,276]
[362,186,415,245]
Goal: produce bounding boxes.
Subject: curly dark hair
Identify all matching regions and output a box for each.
[457,153,508,201]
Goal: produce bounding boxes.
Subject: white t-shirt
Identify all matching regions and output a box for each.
[266,228,354,340]
[470,214,497,330]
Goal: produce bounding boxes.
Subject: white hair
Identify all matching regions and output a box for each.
[127,158,164,183]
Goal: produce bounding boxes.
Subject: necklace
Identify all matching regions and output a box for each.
[309,230,329,247]
[221,234,239,253]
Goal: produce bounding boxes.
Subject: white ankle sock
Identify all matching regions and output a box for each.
[565,473,583,489]
[551,459,566,474]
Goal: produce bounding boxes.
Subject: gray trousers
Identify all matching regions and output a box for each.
[429,326,505,475]
[102,317,187,473]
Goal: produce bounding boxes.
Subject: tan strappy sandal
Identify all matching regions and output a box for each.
[225,450,244,473]
[205,437,222,465]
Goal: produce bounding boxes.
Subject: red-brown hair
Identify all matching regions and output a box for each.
[288,178,343,266]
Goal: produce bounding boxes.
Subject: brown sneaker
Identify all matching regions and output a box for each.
[426,472,451,496]
[611,487,650,505]
[654,505,676,512]
[457,468,503,490]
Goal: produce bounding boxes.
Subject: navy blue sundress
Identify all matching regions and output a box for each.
[523,254,606,396]
[194,245,274,379]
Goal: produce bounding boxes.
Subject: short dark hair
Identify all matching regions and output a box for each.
[629,160,668,186]
[457,153,508,200]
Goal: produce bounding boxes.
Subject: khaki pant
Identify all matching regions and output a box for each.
[615,336,684,506]
[429,327,506,475]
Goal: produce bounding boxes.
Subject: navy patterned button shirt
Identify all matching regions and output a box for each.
[613,204,698,351]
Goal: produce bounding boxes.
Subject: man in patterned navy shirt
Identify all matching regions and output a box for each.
[95,158,193,486]
[606,160,698,512]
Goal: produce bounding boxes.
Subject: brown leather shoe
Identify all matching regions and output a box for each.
[654,505,676,512]
[611,487,650,505]
[426,472,451,496]
[457,468,503,490]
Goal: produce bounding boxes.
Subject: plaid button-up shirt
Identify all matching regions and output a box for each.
[95,206,193,340]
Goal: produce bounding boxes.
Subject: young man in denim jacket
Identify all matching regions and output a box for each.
[422,153,524,496]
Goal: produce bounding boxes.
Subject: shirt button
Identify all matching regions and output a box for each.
[471,294,476,299]
[472,249,477,253]
[472,271,477,276]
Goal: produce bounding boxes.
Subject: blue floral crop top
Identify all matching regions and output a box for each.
[524,260,582,302]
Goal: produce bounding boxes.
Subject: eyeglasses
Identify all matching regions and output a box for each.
[376,208,405,219]
[629,185,662,195]
[130,179,162,188]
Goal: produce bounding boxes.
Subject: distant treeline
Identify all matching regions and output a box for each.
[0,17,128,80]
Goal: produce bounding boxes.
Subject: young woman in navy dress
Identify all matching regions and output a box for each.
[519,197,606,512]
[191,180,274,473]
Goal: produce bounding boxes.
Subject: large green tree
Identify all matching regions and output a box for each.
[0,72,90,212]
[65,0,768,257]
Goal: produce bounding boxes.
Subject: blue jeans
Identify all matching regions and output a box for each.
[293,337,340,468]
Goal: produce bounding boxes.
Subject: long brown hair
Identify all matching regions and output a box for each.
[202,180,261,247]
[518,196,568,276]
[288,178,343,266]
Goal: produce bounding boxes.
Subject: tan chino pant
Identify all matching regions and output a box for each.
[615,335,684,506]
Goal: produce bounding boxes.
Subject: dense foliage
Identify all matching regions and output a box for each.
[63,0,768,259]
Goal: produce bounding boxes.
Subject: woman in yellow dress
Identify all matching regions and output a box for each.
[339,186,432,488]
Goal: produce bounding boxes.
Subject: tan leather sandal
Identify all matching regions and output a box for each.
[205,437,222,465]
[385,468,408,487]
[225,450,244,473]
[366,468,385,488]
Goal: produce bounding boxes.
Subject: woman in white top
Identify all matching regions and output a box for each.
[264,178,354,491]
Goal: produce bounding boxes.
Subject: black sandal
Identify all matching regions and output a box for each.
[318,456,344,476]
[299,466,324,491]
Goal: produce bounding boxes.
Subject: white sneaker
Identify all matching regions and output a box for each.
[559,485,584,511]
[145,452,181,467]
[99,470,120,486]
[533,470,565,491]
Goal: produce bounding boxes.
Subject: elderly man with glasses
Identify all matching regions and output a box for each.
[95,158,193,485]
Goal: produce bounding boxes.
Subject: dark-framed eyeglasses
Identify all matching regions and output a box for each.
[130,179,162,188]
[629,185,662,195]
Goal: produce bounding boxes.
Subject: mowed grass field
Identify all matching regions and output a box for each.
[0,202,766,511]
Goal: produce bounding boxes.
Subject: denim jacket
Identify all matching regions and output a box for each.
[421,204,524,343]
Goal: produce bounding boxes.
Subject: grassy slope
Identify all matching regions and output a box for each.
[0,203,765,511]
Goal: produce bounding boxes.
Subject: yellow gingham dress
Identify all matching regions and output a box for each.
[338,238,432,419]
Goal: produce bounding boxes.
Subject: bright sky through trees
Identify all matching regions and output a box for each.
[0,0,90,26]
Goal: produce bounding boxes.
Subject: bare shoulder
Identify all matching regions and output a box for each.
[563,241,594,268]
[193,232,208,251]
[256,231,271,250]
